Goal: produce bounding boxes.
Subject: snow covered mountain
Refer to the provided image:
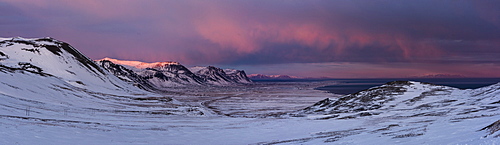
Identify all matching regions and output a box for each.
[190,66,252,85]
[223,69,252,83]
[248,74,300,80]
[97,58,251,87]
[295,81,499,117]
[97,58,204,87]
[0,37,207,119]
[282,81,500,142]
[95,59,157,91]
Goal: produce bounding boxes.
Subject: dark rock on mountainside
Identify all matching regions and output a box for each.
[141,63,205,86]
[191,66,252,85]
[480,120,500,138]
[302,81,411,115]
[0,37,105,76]
[224,69,251,83]
[96,60,157,91]
[293,81,500,121]
[96,58,252,88]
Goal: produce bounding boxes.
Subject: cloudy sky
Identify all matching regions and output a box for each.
[1,0,499,78]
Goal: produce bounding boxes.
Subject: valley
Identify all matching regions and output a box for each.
[0,37,498,144]
[164,81,336,117]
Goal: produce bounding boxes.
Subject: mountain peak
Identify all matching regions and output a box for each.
[188,66,252,85]
[1,37,105,76]
[97,57,181,69]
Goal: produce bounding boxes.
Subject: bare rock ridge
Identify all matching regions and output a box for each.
[96,58,251,88]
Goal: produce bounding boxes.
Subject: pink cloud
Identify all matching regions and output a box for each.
[185,1,447,64]
[2,0,499,78]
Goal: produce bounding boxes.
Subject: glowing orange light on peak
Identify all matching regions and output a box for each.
[97,57,180,69]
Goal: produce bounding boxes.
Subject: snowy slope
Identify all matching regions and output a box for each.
[0,79,497,144]
[97,58,251,87]
[0,37,207,120]
[279,81,500,143]
[294,81,499,118]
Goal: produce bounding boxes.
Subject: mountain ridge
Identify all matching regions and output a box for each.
[97,57,205,88]
[410,73,467,78]
[294,81,500,117]
[96,58,252,88]
[248,74,301,80]
[0,37,207,117]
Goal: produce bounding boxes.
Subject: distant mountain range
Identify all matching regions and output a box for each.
[247,74,301,80]
[410,74,467,78]
[247,73,469,80]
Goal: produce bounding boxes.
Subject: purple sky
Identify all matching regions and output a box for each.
[1,0,500,78]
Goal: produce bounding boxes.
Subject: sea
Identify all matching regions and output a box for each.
[253,78,500,95]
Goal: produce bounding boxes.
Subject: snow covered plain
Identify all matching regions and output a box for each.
[1,81,498,145]
[1,37,499,144]
[0,80,337,144]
